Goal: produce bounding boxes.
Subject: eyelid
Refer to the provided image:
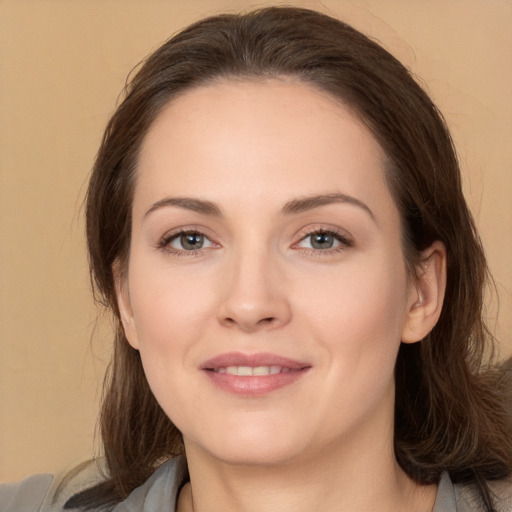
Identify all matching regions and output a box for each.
[291,225,354,253]
[157,225,220,254]
[155,224,353,256]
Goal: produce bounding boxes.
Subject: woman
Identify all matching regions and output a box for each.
[2,6,511,512]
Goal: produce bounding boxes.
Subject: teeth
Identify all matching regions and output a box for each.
[253,366,270,375]
[219,366,286,376]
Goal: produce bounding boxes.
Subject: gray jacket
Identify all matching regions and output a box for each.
[2,457,511,511]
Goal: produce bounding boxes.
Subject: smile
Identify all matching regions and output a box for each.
[212,366,297,376]
[201,353,311,396]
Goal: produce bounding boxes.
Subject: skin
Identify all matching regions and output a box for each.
[116,79,446,512]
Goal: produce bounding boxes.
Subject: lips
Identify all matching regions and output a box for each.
[201,352,311,396]
[215,365,290,376]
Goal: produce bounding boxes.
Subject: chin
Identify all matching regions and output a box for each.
[212,442,304,467]
[187,421,310,467]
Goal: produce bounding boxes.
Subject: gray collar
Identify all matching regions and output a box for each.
[433,472,457,511]
[112,457,188,512]
[113,459,460,512]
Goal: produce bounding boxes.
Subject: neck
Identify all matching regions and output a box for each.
[177,424,436,512]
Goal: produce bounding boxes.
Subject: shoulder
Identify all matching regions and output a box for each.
[488,478,512,512]
[109,456,188,511]
[434,472,512,512]
[454,477,512,512]
[0,456,188,512]
[0,473,53,512]
[0,459,107,512]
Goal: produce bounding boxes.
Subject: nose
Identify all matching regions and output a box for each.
[217,249,292,333]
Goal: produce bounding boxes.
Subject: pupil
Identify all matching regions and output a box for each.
[312,232,333,249]
[181,233,203,250]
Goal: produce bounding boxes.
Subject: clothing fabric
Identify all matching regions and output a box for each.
[1,457,511,511]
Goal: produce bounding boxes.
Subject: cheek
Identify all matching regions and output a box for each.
[127,258,219,362]
[303,252,408,338]
[129,262,214,334]
[300,255,409,385]
[126,264,218,424]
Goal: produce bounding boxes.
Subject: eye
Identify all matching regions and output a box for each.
[295,229,352,252]
[306,231,338,250]
[160,230,216,253]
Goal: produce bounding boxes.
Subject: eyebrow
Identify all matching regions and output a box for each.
[144,193,375,221]
[145,197,222,218]
[281,193,375,221]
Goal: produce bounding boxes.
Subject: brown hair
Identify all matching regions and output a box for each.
[68,7,512,511]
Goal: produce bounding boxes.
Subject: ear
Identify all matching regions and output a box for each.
[401,241,447,344]
[113,261,140,350]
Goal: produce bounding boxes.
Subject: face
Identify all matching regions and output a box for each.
[117,80,425,467]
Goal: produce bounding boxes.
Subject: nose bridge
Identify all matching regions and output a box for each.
[218,238,290,331]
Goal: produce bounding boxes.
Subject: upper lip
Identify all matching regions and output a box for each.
[201,352,311,371]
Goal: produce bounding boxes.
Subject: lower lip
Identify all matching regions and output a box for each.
[203,369,309,397]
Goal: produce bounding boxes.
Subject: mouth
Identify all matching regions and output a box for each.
[210,365,300,376]
[201,352,311,396]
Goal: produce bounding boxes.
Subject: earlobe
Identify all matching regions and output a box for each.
[401,241,447,344]
[113,261,140,350]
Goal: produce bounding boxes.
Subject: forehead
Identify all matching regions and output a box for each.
[135,79,394,218]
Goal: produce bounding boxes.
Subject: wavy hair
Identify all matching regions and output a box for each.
[68,7,512,511]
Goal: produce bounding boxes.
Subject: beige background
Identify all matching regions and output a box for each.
[1,0,511,482]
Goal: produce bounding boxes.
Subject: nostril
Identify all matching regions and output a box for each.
[221,315,277,331]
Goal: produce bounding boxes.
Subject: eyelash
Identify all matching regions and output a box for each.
[157,227,353,256]
[293,228,353,256]
[157,228,217,256]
